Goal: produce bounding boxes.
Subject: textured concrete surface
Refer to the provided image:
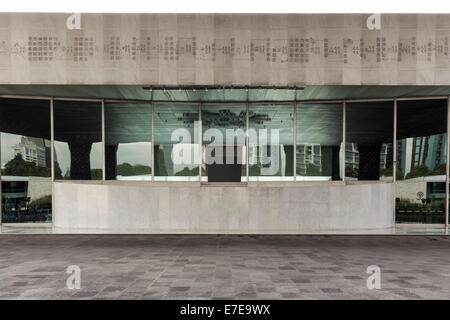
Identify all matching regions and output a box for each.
[54,182,394,233]
[0,235,449,300]
[1,13,450,85]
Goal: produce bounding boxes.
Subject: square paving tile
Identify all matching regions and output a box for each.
[0,235,449,299]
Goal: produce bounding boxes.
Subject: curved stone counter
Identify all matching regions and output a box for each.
[53,182,394,233]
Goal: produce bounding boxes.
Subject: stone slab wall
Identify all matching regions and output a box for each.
[53,182,394,233]
[1,13,450,85]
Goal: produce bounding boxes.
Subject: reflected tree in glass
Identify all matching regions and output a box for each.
[0,98,52,223]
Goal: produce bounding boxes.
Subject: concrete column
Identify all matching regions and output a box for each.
[332,146,341,181]
[68,141,93,180]
[314,146,341,180]
[358,144,382,180]
[284,145,294,176]
[154,145,169,176]
[105,145,118,180]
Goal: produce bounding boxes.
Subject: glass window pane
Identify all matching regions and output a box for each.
[0,99,51,178]
[2,180,52,223]
[154,104,199,181]
[105,103,151,181]
[345,101,394,181]
[54,100,102,180]
[0,98,52,223]
[296,103,343,181]
[202,105,246,182]
[395,99,447,224]
[249,104,294,181]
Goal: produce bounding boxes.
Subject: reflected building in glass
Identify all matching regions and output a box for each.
[13,137,49,168]
[0,98,52,223]
[397,135,447,178]
[295,144,322,176]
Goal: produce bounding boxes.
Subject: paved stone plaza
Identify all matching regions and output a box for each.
[0,235,449,300]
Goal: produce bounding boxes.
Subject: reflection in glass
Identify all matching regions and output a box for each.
[154,104,199,181]
[345,102,394,181]
[54,101,102,180]
[105,103,151,180]
[296,104,342,181]
[202,105,246,182]
[0,98,52,223]
[0,99,51,178]
[395,99,447,224]
[248,104,293,181]
[2,180,52,223]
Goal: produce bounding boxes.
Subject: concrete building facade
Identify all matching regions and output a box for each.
[0,13,450,232]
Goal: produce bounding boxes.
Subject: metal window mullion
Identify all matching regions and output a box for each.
[293,102,297,181]
[393,99,397,183]
[0,95,52,100]
[51,98,55,181]
[151,102,154,182]
[446,97,450,228]
[396,96,448,101]
[50,98,54,226]
[101,99,105,181]
[246,88,249,183]
[393,98,398,226]
[54,97,102,102]
[0,105,2,225]
[342,101,346,181]
[246,102,249,182]
[199,103,202,183]
[0,93,449,105]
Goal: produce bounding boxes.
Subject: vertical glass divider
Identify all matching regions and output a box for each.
[393,98,397,226]
[50,97,54,226]
[151,102,154,182]
[51,98,55,181]
[199,103,202,183]
[393,99,397,183]
[446,96,450,228]
[293,102,297,181]
[246,103,249,182]
[101,99,105,182]
[0,102,2,225]
[342,101,346,182]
